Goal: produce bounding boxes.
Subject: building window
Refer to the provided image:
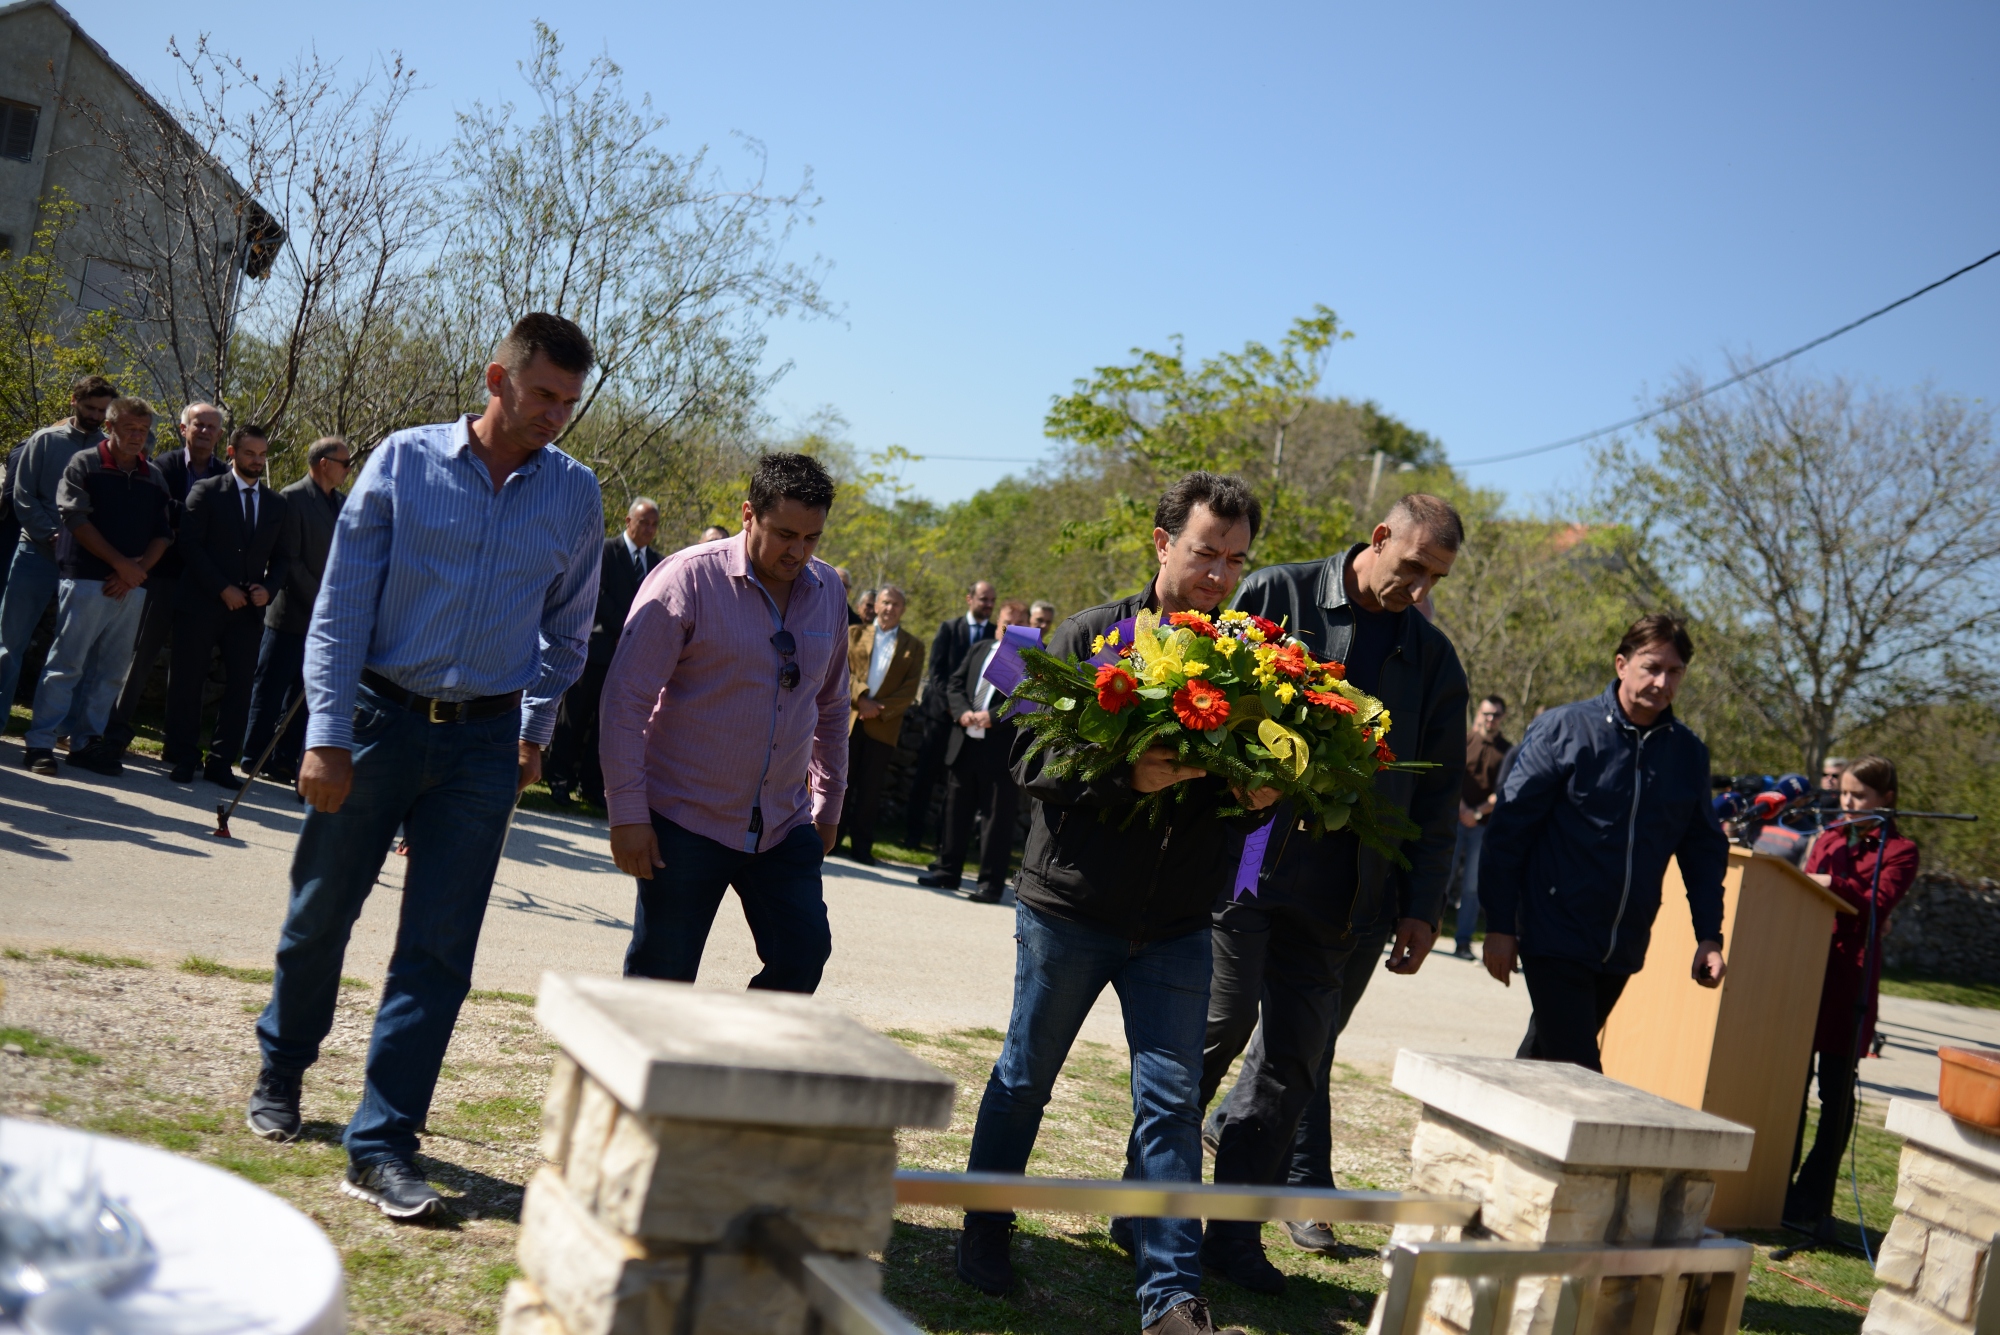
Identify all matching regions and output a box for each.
[0,100,38,162]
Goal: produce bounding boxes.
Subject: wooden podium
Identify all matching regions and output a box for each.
[1600,846,1856,1228]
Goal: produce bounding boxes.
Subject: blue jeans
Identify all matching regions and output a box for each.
[0,537,59,710]
[1453,822,1487,951]
[242,626,308,772]
[256,683,520,1167]
[624,814,831,991]
[967,903,1211,1328]
[25,579,145,748]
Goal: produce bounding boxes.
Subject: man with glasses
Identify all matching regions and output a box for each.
[242,436,352,784]
[601,452,849,992]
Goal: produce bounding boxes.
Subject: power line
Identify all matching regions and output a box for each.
[1453,245,2000,469]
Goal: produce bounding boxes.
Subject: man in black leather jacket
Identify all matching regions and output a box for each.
[1200,494,1468,1292]
[956,472,1277,1335]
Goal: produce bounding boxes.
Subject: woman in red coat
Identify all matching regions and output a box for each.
[1785,754,1920,1233]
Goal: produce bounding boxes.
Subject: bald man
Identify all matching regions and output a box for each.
[547,498,661,808]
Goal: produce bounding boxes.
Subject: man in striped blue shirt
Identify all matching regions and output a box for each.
[247,313,605,1221]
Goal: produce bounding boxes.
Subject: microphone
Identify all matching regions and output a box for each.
[1748,791,1788,821]
[1713,791,1749,821]
[1773,774,1811,802]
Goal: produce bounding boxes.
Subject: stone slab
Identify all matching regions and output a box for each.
[536,972,956,1129]
[517,1166,688,1335]
[1888,1098,2000,1177]
[1864,1285,1976,1335]
[1391,1051,1754,1171]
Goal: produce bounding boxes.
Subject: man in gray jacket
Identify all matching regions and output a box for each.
[242,436,351,783]
[0,375,116,717]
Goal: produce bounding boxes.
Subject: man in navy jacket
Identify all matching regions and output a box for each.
[1479,613,1730,1070]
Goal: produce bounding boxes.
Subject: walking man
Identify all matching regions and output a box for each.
[546,497,661,808]
[1197,494,1468,1292]
[1479,614,1730,1070]
[241,436,351,784]
[920,598,1029,902]
[906,580,995,848]
[839,584,924,866]
[601,452,849,991]
[1450,695,1511,958]
[21,399,172,776]
[164,425,289,787]
[105,401,230,758]
[0,375,115,716]
[956,472,1275,1335]
[246,313,603,1222]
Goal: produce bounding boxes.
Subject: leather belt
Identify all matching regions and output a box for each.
[361,669,522,724]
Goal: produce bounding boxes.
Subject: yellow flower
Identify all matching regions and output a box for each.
[1219,609,1250,623]
[1274,682,1296,704]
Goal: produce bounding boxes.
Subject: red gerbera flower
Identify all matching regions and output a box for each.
[1172,678,1230,731]
[1304,689,1358,714]
[1095,664,1139,713]
[1375,740,1396,763]
[1321,659,1347,680]
[1246,614,1283,641]
[1269,643,1310,679]
[1167,611,1219,639]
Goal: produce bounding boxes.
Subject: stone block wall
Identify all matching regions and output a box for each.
[1881,874,2000,983]
[1865,1101,2000,1335]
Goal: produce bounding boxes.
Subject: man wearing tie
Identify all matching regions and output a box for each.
[920,599,1028,902]
[548,497,661,808]
[906,579,996,849]
[166,425,288,787]
[839,585,924,866]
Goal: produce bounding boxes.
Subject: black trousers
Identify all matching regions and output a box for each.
[164,599,263,768]
[839,730,895,858]
[1202,896,1358,1246]
[938,738,1019,891]
[1787,1043,1860,1223]
[105,576,176,750]
[1517,955,1631,1071]
[546,659,610,801]
[241,625,308,774]
[903,713,949,847]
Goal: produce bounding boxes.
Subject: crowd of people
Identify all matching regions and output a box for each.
[1,318,1921,1335]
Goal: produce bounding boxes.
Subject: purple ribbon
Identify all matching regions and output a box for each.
[983,624,1045,714]
[1232,818,1276,901]
[1087,617,1140,667]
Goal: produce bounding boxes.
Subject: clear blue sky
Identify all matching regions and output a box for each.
[66,0,2000,508]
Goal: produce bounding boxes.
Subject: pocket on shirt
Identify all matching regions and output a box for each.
[796,629,837,685]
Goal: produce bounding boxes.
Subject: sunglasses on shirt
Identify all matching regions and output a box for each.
[771,630,801,690]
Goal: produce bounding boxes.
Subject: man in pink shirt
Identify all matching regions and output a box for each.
[599,453,850,990]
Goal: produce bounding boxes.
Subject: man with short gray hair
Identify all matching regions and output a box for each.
[547,496,661,808]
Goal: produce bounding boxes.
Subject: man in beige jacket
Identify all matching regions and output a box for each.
[839,585,924,865]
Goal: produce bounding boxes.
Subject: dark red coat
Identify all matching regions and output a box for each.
[1805,823,1919,1054]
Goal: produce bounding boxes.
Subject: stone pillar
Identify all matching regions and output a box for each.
[1863,1098,2000,1335]
[501,973,956,1335]
[1386,1052,1755,1335]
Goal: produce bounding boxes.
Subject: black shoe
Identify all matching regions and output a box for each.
[1200,1235,1286,1295]
[918,871,962,890]
[1451,946,1476,960]
[342,1158,444,1220]
[69,742,124,776]
[246,1066,303,1142]
[260,764,297,786]
[968,883,1005,904]
[546,783,574,806]
[955,1216,1014,1296]
[1145,1297,1247,1335]
[1110,1215,1136,1256]
[204,762,243,790]
[169,764,196,783]
[23,747,57,776]
[1285,1219,1341,1255]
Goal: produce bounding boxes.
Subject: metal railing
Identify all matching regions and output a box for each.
[1377,1238,1754,1335]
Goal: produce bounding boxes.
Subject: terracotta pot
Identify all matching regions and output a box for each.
[1939,1046,2000,1128]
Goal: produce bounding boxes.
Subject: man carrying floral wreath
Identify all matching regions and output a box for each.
[953,471,1276,1335]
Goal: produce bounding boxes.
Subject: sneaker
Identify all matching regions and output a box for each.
[1285,1219,1342,1254]
[246,1066,303,1142]
[68,742,124,776]
[955,1215,1014,1296]
[1451,946,1476,960]
[24,748,57,776]
[1145,1297,1248,1335]
[203,762,243,790]
[1200,1234,1286,1295]
[342,1158,444,1220]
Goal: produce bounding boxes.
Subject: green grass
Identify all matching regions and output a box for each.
[4,947,32,960]
[180,955,275,984]
[467,989,536,1005]
[1880,968,2000,1010]
[87,1107,227,1153]
[1,1025,102,1066]
[47,947,150,969]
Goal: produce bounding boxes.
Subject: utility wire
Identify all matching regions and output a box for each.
[1454,246,2000,469]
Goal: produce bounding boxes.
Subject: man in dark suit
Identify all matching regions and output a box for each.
[547,497,660,807]
[164,424,289,786]
[104,401,229,757]
[904,578,995,849]
[241,436,351,783]
[838,585,924,865]
[919,598,1026,902]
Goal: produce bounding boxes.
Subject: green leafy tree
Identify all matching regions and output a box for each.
[0,193,134,447]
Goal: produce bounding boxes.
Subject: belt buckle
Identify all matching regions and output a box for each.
[427,697,459,724]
